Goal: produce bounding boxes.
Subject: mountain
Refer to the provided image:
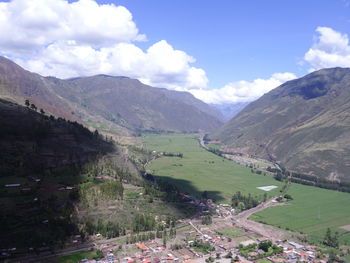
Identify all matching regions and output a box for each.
[0,98,114,248]
[0,56,222,134]
[0,98,113,176]
[211,102,250,122]
[211,68,350,182]
[159,88,224,121]
[0,56,77,121]
[47,74,223,133]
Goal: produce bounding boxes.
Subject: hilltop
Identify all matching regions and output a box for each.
[211,68,350,182]
[0,56,223,135]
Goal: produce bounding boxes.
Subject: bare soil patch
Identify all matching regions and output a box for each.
[340,225,350,231]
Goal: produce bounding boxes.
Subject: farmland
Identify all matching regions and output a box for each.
[143,134,282,202]
[143,134,350,245]
[250,183,350,244]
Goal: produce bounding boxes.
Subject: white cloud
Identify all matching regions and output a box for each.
[0,0,207,91]
[189,72,296,104]
[304,27,350,70]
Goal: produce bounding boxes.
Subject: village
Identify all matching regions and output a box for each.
[0,171,334,263]
[72,198,329,263]
[1,178,331,263]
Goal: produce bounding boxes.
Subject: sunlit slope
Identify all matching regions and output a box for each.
[212,68,350,182]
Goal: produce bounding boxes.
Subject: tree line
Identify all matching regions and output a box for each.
[269,166,350,193]
[231,191,262,211]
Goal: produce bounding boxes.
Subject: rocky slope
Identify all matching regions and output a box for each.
[212,68,350,182]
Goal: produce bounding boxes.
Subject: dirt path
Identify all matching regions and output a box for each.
[232,198,290,241]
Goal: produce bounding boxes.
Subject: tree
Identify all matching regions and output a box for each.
[40,108,45,115]
[95,249,103,259]
[225,251,232,258]
[30,103,37,111]
[25,99,30,107]
[323,228,339,248]
[284,194,293,200]
[202,191,208,199]
[258,240,272,252]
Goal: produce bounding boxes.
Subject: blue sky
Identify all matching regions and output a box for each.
[1,0,350,104]
[115,0,350,86]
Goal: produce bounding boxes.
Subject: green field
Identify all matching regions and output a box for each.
[143,134,282,202]
[57,250,100,263]
[144,134,350,245]
[250,183,350,244]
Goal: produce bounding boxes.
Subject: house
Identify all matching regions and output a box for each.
[288,242,304,250]
[5,184,20,187]
[137,243,148,251]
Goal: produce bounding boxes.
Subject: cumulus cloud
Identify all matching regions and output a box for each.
[189,72,297,104]
[304,27,350,70]
[0,0,208,90]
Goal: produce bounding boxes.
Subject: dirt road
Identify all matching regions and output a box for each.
[232,198,290,241]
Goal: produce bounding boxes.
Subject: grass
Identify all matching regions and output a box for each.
[57,250,100,263]
[250,183,350,245]
[144,134,350,246]
[216,227,245,237]
[143,134,282,202]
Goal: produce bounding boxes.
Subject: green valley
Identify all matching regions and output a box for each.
[143,134,282,202]
[143,134,350,245]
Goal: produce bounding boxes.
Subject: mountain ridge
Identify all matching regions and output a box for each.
[0,56,223,135]
[211,67,350,182]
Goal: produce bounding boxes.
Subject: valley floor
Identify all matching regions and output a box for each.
[143,134,350,246]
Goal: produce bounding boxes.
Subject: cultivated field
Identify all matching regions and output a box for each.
[143,134,282,202]
[250,183,350,244]
[144,134,350,245]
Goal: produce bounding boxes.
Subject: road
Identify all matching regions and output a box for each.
[232,198,289,241]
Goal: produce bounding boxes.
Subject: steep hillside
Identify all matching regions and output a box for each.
[212,68,350,182]
[48,75,223,133]
[0,56,222,134]
[0,98,115,249]
[0,56,77,121]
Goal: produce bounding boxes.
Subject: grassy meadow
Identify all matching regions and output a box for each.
[250,183,350,244]
[143,134,282,202]
[143,134,350,245]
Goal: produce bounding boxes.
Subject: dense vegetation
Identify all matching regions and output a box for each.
[0,98,114,252]
[271,167,350,193]
[231,191,263,211]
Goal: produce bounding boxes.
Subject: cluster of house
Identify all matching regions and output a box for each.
[81,241,182,263]
[265,240,328,263]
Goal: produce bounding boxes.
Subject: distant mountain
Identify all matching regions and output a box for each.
[211,68,350,182]
[159,88,224,121]
[0,56,223,134]
[211,102,250,122]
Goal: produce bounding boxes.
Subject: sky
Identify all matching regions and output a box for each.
[1,0,350,104]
